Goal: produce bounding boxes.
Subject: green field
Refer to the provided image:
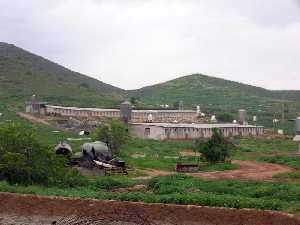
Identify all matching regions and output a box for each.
[2,105,300,215]
[1,174,300,213]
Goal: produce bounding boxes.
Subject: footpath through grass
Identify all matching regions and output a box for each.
[1,174,300,213]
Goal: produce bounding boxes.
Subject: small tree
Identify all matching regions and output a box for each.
[217,113,234,123]
[196,128,233,163]
[94,120,128,155]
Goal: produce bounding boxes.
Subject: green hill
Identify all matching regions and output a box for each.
[128,74,300,131]
[1,42,299,133]
[0,42,125,108]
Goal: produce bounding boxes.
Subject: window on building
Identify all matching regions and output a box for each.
[144,128,150,136]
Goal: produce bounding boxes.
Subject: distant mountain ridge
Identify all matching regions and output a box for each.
[128,74,300,108]
[0,42,299,121]
[0,42,125,108]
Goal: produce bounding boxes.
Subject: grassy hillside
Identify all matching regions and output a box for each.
[128,74,300,132]
[0,42,125,108]
[0,42,299,132]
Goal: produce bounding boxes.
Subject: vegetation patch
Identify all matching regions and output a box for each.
[258,156,300,169]
[237,138,297,153]
[199,162,240,172]
[2,174,300,213]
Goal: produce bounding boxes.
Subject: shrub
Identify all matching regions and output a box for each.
[217,113,234,123]
[93,120,128,155]
[195,128,234,163]
[0,124,86,186]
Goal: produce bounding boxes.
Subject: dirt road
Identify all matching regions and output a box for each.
[139,160,293,181]
[193,160,293,181]
[16,112,50,125]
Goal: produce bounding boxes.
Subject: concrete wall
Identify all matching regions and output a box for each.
[131,110,197,123]
[129,124,166,140]
[129,124,264,140]
[46,105,121,118]
[44,105,198,123]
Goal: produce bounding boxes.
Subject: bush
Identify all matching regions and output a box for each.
[93,120,128,155]
[91,177,136,190]
[259,156,300,169]
[217,113,234,123]
[195,128,234,163]
[0,124,86,186]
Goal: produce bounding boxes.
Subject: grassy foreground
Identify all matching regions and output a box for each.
[1,174,300,213]
[2,105,300,214]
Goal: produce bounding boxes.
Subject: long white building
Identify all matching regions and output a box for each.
[129,123,264,140]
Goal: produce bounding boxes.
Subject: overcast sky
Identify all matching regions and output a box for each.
[1,0,300,90]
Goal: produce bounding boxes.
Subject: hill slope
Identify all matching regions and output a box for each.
[1,42,299,132]
[129,74,299,109]
[128,74,300,130]
[0,42,125,108]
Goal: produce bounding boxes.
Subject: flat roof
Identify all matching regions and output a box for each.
[132,110,196,113]
[130,123,263,128]
[46,105,120,112]
[46,105,196,113]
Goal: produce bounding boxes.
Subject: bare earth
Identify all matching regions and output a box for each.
[1,192,300,225]
[16,112,50,125]
[192,160,293,181]
[139,160,293,181]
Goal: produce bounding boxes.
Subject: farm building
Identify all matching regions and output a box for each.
[25,96,199,123]
[25,95,47,115]
[129,123,264,140]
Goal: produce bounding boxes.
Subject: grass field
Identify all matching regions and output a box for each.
[0,105,86,152]
[2,105,300,215]
[1,174,300,213]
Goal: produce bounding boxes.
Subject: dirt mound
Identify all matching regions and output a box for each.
[0,192,299,225]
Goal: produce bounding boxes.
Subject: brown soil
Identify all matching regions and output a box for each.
[138,160,293,181]
[193,160,294,181]
[16,112,50,126]
[142,169,175,178]
[1,192,300,225]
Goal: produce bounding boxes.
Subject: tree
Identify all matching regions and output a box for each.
[94,120,128,155]
[195,128,234,163]
[217,113,234,123]
[0,124,84,186]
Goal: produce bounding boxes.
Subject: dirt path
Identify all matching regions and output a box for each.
[192,160,293,181]
[16,112,50,125]
[138,160,294,181]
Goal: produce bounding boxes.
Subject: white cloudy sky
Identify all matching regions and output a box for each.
[1,0,300,90]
